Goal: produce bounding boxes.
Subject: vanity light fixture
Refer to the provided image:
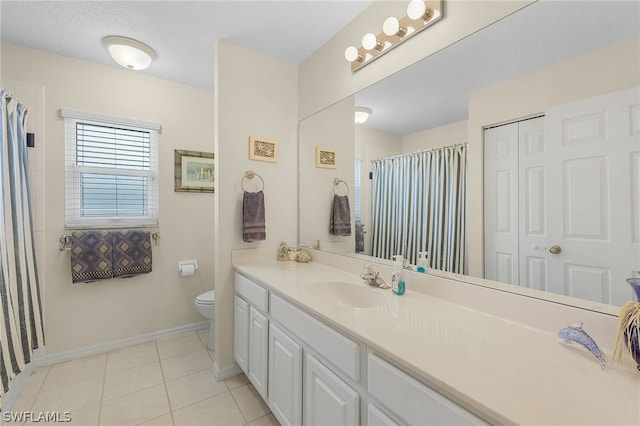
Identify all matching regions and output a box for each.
[102,36,157,70]
[344,0,443,72]
[354,107,372,124]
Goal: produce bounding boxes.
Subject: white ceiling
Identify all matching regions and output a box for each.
[0,0,374,89]
[1,1,638,135]
[356,0,640,135]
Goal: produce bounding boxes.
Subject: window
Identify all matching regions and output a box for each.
[62,109,160,227]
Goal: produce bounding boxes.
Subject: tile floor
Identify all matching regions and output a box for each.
[9,330,279,426]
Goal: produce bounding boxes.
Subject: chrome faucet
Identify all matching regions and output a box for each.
[359,264,391,289]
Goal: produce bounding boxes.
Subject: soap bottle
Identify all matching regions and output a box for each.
[416,251,429,273]
[391,255,406,296]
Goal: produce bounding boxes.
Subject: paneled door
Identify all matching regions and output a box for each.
[484,116,546,289]
[485,87,640,305]
[545,87,640,305]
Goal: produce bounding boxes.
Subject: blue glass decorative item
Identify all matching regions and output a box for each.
[558,321,607,368]
[613,278,640,371]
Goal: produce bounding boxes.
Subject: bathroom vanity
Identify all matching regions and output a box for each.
[232,249,639,425]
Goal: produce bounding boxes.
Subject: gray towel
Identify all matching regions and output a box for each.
[243,191,266,242]
[355,220,364,252]
[329,194,351,236]
[70,231,113,283]
[112,230,152,278]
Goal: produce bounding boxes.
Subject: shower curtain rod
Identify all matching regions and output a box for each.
[374,142,467,162]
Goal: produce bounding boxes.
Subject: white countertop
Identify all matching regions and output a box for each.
[233,258,640,425]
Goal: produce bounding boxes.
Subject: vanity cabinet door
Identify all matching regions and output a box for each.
[268,323,302,426]
[304,354,359,426]
[233,295,249,374]
[249,307,269,400]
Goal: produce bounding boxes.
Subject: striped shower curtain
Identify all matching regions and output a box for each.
[370,144,467,273]
[0,88,45,399]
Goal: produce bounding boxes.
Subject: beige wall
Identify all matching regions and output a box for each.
[1,43,215,354]
[299,0,534,119]
[214,42,298,372]
[466,36,640,278]
[299,96,356,254]
[402,119,467,153]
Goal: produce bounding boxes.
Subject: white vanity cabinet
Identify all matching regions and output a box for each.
[234,274,270,400]
[305,354,359,426]
[368,354,486,426]
[268,323,303,426]
[234,271,486,426]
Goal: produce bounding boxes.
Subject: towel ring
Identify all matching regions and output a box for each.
[333,178,349,196]
[242,170,265,192]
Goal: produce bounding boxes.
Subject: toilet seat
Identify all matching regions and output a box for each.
[196,290,215,305]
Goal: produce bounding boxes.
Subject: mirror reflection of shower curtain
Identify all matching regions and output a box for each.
[0,87,45,399]
[370,145,467,273]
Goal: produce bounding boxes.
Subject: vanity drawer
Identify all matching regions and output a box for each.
[235,273,269,313]
[368,354,485,425]
[270,293,360,382]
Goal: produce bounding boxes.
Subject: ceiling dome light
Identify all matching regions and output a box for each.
[383,17,407,38]
[102,36,157,70]
[354,107,372,124]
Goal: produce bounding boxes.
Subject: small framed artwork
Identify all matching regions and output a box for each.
[316,147,337,169]
[174,149,215,193]
[249,136,278,163]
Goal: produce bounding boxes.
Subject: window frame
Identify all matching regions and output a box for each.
[61,108,160,228]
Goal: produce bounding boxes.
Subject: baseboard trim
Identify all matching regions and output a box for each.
[35,321,209,367]
[213,361,242,380]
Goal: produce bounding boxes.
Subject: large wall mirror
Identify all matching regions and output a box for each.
[299,1,640,311]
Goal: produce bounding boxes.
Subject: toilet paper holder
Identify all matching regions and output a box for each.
[178,260,198,276]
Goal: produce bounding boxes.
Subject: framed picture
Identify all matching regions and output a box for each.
[316,147,337,169]
[249,136,278,163]
[174,150,215,193]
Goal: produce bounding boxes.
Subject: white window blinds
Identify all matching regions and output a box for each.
[62,108,160,227]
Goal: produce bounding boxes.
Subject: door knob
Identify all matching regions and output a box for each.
[549,245,562,255]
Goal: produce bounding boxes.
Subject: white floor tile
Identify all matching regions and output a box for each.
[249,413,280,426]
[40,354,106,392]
[19,366,49,397]
[100,383,169,426]
[224,372,250,390]
[157,333,205,360]
[231,383,270,422]
[165,368,228,410]
[136,412,174,425]
[103,361,164,401]
[31,377,103,414]
[160,349,213,381]
[106,342,159,373]
[172,392,245,426]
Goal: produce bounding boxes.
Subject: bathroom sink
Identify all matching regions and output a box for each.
[309,281,389,308]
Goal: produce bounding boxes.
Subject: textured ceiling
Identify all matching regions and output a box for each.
[1,1,638,135]
[0,0,374,89]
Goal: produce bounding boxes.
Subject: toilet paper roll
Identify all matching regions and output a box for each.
[179,264,196,277]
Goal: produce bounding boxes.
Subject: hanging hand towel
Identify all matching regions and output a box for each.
[243,191,266,242]
[112,230,153,278]
[329,194,351,236]
[70,231,113,283]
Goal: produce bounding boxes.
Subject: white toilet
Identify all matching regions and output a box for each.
[195,290,215,350]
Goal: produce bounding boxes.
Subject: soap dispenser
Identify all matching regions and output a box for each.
[417,251,429,273]
[391,255,406,296]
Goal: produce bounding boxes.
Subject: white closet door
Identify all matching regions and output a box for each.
[484,123,520,285]
[545,87,640,305]
[517,117,548,291]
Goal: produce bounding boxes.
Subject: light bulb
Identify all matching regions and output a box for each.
[362,33,382,51]
[344,46,362,62]
[407,0,432,21]
[383,17,407,37]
